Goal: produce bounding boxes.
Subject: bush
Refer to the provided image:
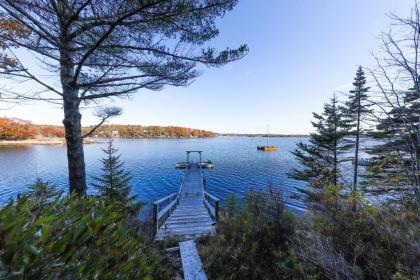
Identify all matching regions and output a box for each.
[293,189,420,279]
[198,187,420,279]
[198,188,304,279]
[0,180,172,279]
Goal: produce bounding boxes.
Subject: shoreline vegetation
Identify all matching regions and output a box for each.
[0,138,98,145]
[0,117,308,145]
[0,117,217,143]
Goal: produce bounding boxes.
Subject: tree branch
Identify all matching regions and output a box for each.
[82,106,122,138]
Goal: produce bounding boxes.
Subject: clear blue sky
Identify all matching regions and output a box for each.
[0,0,413,134]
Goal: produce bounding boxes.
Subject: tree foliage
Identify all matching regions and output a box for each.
[0,118,38,140]
[344,66,371,192]
[366,4,420,201]
[290,95,352,201]
[92,139,135,207]
[0,117,216,140]
[0,17,28,68]
[83,124,216,138]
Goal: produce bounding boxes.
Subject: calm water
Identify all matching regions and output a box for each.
[0,137,307,212]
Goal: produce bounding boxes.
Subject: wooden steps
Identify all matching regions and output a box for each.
[155,163,217,241]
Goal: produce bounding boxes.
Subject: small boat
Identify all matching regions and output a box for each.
[175,162,189,169]
[257,125,278,152]
[257,146,278,151]
[200,161,215,169]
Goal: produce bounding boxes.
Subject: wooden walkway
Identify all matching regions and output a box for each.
[153,163,219,241]
[179,240,207,280]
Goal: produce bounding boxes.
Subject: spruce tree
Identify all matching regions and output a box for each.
[27,178,58,205]
[344,66,371,193]
[92,140,135,206]
[367,86,420,200]
[290,95,352,200]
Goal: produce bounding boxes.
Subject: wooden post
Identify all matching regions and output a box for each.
[215,200,219,222]
[153,203,158,236]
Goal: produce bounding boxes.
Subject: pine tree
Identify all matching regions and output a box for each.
[92,140,135,206]
[366,3,420,203]
[27,178,58,205]
[344,66,371,193]
[290,95,352,201]
[367,86,420,200]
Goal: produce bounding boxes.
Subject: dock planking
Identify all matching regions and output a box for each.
[154,160,219,241]
[179,240,208,280]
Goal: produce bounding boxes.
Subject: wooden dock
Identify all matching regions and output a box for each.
[153,153,218,279]
[153,160,219,241]
[179,240,208,280]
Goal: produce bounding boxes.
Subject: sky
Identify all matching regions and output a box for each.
[0,0,414,134]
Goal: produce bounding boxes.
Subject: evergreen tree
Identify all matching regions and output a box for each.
[344,66,371,193]
[366,3,420,203]
[290,95,352,201]
[27,178,58,205]
[92,140,135,206]
[367,86,420,200]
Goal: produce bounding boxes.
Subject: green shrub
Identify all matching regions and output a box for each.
[199,188,304,279]
[198,187,420,279]
[294,190,420,279]
[0,180,172,279]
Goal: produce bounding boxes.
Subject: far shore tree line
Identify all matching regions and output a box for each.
[0,117,216,140]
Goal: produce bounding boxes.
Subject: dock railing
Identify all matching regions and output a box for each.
[204,191,219,222]
[152,165,189,236]
[199,163,220,222]
[152,193,177,236]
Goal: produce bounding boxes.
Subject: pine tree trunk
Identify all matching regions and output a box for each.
[353,99,361,192]
[333,119,338,186]
[62,92,87,195]
[59,8,87,195]
[333,138,337,185]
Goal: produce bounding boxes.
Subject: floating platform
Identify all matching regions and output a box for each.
[176,161,215,169]
[257,146,278,151]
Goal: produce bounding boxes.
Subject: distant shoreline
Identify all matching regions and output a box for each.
[0,138,98,145]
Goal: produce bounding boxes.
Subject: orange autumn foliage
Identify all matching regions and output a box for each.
[0,19,29,68]
[0,118,216,140]
[0,118,64,140]
[0,118,38,140]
